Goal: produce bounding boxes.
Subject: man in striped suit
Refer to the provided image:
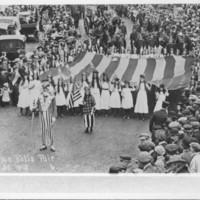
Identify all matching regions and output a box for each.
[37,82,57,152]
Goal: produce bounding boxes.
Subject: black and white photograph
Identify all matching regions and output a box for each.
[1,1,200,198]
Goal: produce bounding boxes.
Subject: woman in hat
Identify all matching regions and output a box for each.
[55,78,66,118]
[100,73,110,117]
[121,81,135,120]
[83,86,96,133]
[134,74,151,120]
[29,73,41,112]
[90,71,101,116]
[17,73,30,116]
[154,84,169,112]
[109,77,121,117]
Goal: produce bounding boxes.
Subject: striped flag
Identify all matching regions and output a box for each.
[49,52,194,90]
[68,82,82,109]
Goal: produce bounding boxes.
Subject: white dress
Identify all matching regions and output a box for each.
[109,85,121,108]
[154,91,169,112]
[134,83,148,114]
[29,80,41,110]
[55,86,66,106]
[100,82,110,110]
[18,80,30,108]
[122,87,134,109]
[2,88,10,102]
[90,81,101,110]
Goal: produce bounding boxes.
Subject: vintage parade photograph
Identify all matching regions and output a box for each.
[1,2,200,175]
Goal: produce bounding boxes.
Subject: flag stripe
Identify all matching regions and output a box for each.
[70,52,95,77]
[69,52,86,67]
[163,56,175,79]
[121,58,138,82]
[151,58,166,81]
[75,54,103,81]
[144,58,156,82]
[104,57,121,79]
[184,56,194,73]
[111,57,130,80]
[92,56,112,78]
[173,55,186,77]
[130,58,147,83]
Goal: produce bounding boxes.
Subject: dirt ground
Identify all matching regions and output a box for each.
[0,106,149,173]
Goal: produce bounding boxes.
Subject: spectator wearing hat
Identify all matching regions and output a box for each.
[181,137,193,166]
[136,151,158,173]
[134,75,151,120]
[183,124,193,139]
[190,121,200,143]
[83,86,96,133]
[165,144,181,163]
[116,155,134,173]
[139,132,151,145]
[154,145,166,173]
[189,142,200,173]
[149,101,169,132]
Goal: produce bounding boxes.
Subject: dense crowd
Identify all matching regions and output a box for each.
[1,4,200,171]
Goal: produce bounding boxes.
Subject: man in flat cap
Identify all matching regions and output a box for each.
[181,137,193,166]
[136,151,157,173]
[139,132,151,145]
[117,155,134,173]
[149,101,169,132]
[189,142,200,173]
[190,121,200,143]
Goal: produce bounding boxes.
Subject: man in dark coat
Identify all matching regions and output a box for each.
[149,101,169,132]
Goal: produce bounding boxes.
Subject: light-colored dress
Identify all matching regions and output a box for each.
[109,84,121,108]
[121,87,134,109]
[90,81,101,110]
[55,85,66,106]
[29,80,41,110]
[100,82,110,110]
[18,80,30,108]
[154,91,169,112]
[2,88,10,102]
[134,83,149,114]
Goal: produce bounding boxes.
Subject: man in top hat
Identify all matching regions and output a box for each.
[149,101,169,132]
[36,82,57,152]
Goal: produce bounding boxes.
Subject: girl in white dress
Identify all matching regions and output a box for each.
[134,75,151,120]
[18,73,30,116]
[29,73,41,111]
[154,84,169,112]
[100,73,110,117]
[109,78,121,117]
[121,81,135,120]
[55,78,66,118]
[1,82,11,107]
[90,71,101,116]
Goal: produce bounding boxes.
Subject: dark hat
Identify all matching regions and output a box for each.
[137,152,152,163]
[37,46,43,50]
[182,109,191,116]
[168,111,177,118]
[109,166,120,174]
[189,116,198,122]
[165,144,178,155]
[162,101,170,108]
[182,137,191,149]
[119,155,131,161]
[169,128,179,136]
